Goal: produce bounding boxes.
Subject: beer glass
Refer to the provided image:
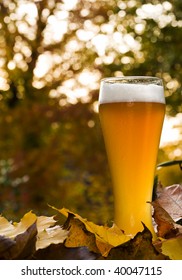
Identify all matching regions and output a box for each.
[99,77,165,236]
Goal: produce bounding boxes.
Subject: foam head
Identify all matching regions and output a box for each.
[99,77,165,104]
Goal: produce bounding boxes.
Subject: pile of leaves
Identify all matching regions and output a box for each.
[0,183,182,260]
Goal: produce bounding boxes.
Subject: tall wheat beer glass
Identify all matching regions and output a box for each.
[99,77,165,236]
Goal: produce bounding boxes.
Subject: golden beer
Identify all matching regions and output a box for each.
[99,77,165,236]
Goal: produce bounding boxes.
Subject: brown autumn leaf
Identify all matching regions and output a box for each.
[53,207,130,257]
[5,221,37,259]
[106,224,169,260]
[151,200,177,238]
[0,185,182,260]
[0,222,37,260]
[63,213,100,254]
[0,212,37,259]
[0,212,68,259]
[156,184,182,222]
[34,243,97,260]
[0,236,15,259]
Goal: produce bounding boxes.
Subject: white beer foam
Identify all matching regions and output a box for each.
[99,83,165,104]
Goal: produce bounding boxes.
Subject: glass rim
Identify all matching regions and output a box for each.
[101,76,163,86]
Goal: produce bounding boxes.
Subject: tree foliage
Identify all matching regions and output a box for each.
[0,0,181,222]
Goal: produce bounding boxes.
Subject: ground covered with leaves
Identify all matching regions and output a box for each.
[0,184,181,260]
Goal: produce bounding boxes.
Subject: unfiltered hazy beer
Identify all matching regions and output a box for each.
[99,77,165,236]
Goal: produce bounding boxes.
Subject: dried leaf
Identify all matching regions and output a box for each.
[60,208,130,245]
[36,216,68,250]
[0,216,14,236]
[63,213,99,254]
[53,207,130,256]
[34,244,97,260]
[7,221,37,259]
[152,201,176,238]
[0,186,181,260]
[106,224,169,260]
[95,224,130,257]
[37,216,56,232]
[0,236,15,259]
[0,221,37,259]
[0,211,37,239]
[0,212,37,259]
[161,235,182,260]
[156,184,182,222]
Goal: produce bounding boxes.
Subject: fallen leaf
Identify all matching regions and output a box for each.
[0,211,37,239]
[36,216,68,250]
[156,184,182,222]
[59,208,130,245]
[151,201,176,238]
[161,235,182,260]
[36,216,56,232]
[7,221,37,259]
[106,224,169,260]
[0,216,14,236]
[34,244,97,260]
[0,236,15,259]
[0,212,37,259]
[63,213,99,254]
[53,207,130,257]
[0,220,37,260]
[95,224,130,257]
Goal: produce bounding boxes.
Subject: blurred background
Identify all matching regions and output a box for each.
[0,0,181,223]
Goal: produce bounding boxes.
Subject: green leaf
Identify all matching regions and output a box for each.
[157,160,182,170]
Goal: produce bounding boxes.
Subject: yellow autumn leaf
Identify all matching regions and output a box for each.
[0,216,14,236]
[36,216,68,250]
[0,211,37,239]
[52,207,130,256]
[58,208,130,244]
[161,236,182,260]
[64,215,99,253]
